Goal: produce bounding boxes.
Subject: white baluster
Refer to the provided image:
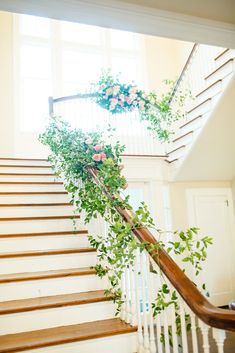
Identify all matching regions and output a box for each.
[179,298,189,353]
[155,312,163,353]
[120,271,126,321]
[146,258,157,353]
[130,263,137,326]
[140,252,150,353]
[170,301,179,353]
[135,249,144,353]
[199,321,210,353]
[162,307,171,353]
[212,328,226,353]
[189,310,199,353]
[125,266,131,324]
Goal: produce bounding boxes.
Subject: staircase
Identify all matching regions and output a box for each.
[166,47,235,167]
[0,158,137,353]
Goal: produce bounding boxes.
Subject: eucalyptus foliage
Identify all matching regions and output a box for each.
[39,118,212,337]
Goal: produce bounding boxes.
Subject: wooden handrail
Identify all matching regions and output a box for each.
[89,168,235,332]
[168,43,198,105]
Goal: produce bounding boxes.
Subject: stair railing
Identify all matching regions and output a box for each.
[88,167,235,353]
[48,93,164,156]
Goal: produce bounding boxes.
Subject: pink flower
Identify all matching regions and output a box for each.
[138,100,145,111]
[92,154,102,162]
[100,152,107,161]
[110,98,118,105]
[129,87,137,95]
[119,94,125,101]
[112,85,120,95]
[110,98,118,111]
[94,144,103,151]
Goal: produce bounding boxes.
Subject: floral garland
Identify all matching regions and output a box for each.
[92,71,186,141]
[39,118,212,343]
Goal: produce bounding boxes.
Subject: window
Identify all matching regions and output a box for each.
[16,15,145,132]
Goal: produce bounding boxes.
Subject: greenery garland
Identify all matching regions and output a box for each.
[40,118,212,342]
[92,71,187,142]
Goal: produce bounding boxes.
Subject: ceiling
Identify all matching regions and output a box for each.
[0,0,234,47]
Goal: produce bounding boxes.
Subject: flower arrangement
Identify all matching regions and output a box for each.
[92,71,187,141]
[40,118,212,334]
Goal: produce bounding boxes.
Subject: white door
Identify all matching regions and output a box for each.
[187,188,235,306]
[123,181,149,212]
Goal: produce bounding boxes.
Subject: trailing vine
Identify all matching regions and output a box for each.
[39,118,212,340]
[92,71,188,141]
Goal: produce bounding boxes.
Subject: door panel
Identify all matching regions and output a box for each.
[187,189,235,306]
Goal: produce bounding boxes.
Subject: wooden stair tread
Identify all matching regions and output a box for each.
[0,203,71,207]
[186,98,211,115]
[167,145,186,155]
[195,79,222,98]
[172,130,193,143]
[180,115,202,129]
[0,165,51,168]
[214,48,229,61]
[0,158,48,161]
[0,247,95,258]
[205,58,234,79]
[0,182,62,185]
[0,230,88,238]
[0,318,137,352]
[0,290,110,315]
[0,173,54,176]
[0,267,96,283]
[0,215,80,221]
[0,192,67,195]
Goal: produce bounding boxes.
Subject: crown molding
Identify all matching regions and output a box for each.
[0,0,235,47]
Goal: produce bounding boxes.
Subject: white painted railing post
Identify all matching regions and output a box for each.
[125,266,131,324]
[130,263,137,326]
[199,321,210,353]
[146,257,157,353]
[189,311,199,353]
[120,271,126,321]
[140,252,150,353]
[212,328,226,353]
[134,249,144,353]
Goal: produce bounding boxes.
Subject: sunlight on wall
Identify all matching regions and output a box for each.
[0,10,192,157]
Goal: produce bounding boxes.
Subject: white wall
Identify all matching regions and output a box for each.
[0,10,192,158]
[0,12,14,156]
[169,180,231,229]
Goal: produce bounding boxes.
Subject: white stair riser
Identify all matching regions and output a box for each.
[170,133,193,151]
[179,115,205,135]
[215,49,235,67]
[0,219,80,234]
[196,80,222,105]
[0,194,71,204]
[0,167,53,174]
[0,206,75,217]
[15,333,137,353]
[0,301,116,334]
[205,59,234,86]
[0,235,90,252]
[0,175,58,182]
[0,252,97,274]
[167,147,186,161]
[0,184,64,192]
[0,160,50,166]
[0,275,107,301]
[187,98,212,120]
